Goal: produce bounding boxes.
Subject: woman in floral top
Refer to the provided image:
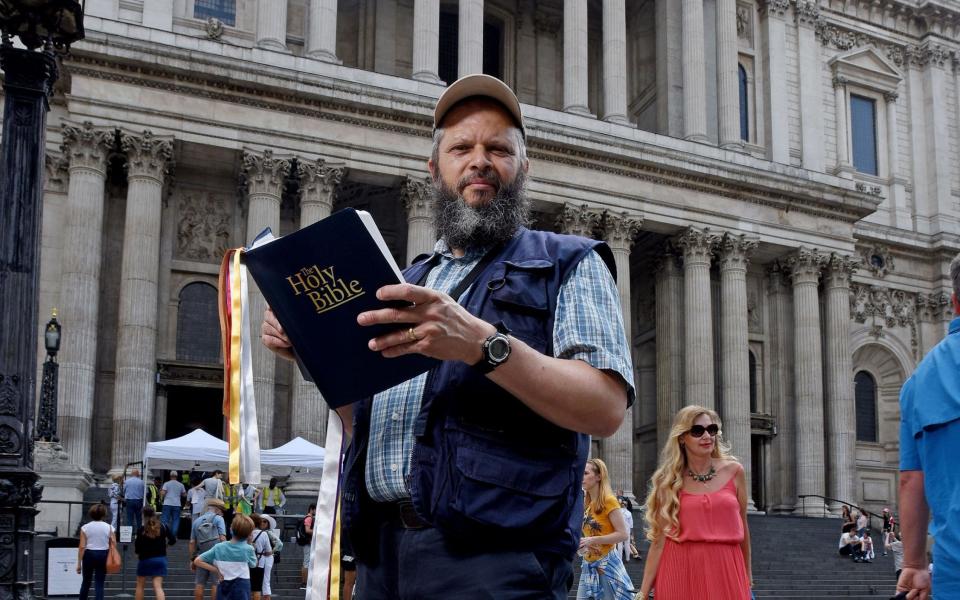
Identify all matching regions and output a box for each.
[576,458,634,600]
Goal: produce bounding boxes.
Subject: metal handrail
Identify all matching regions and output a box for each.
[797,494,895,532]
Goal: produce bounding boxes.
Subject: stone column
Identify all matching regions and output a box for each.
[655,0,683,137]
[676,227,718,407]
[716,0,741,148]
[832,75,853,175]
[306,0,340,62]
[718,233,757,508]
[600,210,641,497]
[759,1,790,162]
[823,254,857,513]
[412,0,442,83]
[787,247,827,515]
[256,0,289,51]
[601,0,628,124]
[563,0,591,115]
[918,44,954,231]
[241,150,292,448]
[917,292,951,357]
[681,0,708,142]
[795,1,823,171]
[766,262,796,513]
[459,0,484,77]
[57,122,114,473]
[153,386,168,442]
[884,91,909,227]
[111,131,174,472]
[285,160,342,499]
[655,247,684,451]
[37,154,69,393]
[403,176,436,265]
[534,10,562,110]
[556,202,600,238]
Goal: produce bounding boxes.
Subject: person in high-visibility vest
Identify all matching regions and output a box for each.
[259,478,286,515]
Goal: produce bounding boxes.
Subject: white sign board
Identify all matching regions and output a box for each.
[119,526,133,543]
[46,548,83,596]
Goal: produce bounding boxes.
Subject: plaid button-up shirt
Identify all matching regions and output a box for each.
[365,239,635,502]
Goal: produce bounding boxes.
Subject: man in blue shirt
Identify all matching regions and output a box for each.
[897,253,960,599]
[262,75,633,598]
[123,469,145,532]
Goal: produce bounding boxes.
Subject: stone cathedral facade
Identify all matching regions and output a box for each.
[31,0,960,533]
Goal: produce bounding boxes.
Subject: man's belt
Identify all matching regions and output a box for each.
[384,500,430,530]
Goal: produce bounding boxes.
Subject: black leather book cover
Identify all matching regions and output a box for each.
[243,207,437,408]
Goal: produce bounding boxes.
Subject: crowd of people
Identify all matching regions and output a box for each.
[78,470,292,600]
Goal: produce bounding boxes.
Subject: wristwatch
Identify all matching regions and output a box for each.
[475,321,512,374]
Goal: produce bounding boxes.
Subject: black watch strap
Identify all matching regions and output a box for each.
[474,321,512,374]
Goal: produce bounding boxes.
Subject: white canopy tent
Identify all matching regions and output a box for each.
[260,436,325,474]
[143,428,229,474]
[142,430,325,479]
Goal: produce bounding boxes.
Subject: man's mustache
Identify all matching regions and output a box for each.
[457,170,501,193]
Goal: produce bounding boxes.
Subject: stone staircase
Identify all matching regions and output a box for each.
[34,514,900,599]
[571,514,900,599]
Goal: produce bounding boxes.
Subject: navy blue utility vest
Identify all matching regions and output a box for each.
[341,227,617,561]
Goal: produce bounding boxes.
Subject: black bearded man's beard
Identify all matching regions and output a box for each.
[432,168,531,252]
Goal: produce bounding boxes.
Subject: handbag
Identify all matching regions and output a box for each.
[106,545,121,574]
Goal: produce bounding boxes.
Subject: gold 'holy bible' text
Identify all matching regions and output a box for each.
[286,264,364,314]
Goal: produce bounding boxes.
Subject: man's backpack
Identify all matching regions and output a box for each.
[296,518,312,546]
[194,516,221,553]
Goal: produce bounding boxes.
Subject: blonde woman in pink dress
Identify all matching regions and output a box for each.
[637,405,752,599]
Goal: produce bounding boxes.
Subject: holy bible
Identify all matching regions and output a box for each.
[243,207,437,408]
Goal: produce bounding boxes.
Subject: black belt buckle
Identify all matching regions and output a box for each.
[396,500,429,530]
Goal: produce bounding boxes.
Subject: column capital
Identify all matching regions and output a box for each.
[534,8,561,35]
[786,247,825,284]
[823,253,860,288]
[655,245,683,278]
[556,202,602,238]
[793,0,820,27]
[675,227,720,265]
[765,261,791,290]
[718,233,758,271]
[916,291,952,323]
[297,158,343,207]
[120,130,174,183]
[758,0,791,18]
[241,149,292,198]
[601,210,642,251]
[402,175,433,220]
[44,152,69,193]
[61,121,114,174]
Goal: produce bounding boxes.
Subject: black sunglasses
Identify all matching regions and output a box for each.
[688,424,720,438]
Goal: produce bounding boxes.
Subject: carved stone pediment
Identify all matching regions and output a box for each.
[176,190,233,263]
[829,47,902,95]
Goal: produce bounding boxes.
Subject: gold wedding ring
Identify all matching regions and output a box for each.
[406,327,417,342]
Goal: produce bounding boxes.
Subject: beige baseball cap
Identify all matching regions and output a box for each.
[434,74,525,136]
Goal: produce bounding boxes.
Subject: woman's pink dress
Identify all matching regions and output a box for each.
[653,475,751,599]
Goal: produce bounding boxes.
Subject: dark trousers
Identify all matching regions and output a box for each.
[79,549,108,600]
[217,578,251,600]
[355,520,573,600]
[126,499,144,532]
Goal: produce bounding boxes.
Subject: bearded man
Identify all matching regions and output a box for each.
[262,75,634,599]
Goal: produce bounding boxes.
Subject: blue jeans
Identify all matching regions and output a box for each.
[79,549,108,600]
[354,519,572,599]
[217,578,251,600]
[161,505,180,537]
[126,499,143,532]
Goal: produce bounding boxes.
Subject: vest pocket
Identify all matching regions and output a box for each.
[446,445,573,533]
[488,259,553,348]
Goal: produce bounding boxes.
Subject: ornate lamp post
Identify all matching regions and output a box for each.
[34,311,61,443]
[0,2,83,599]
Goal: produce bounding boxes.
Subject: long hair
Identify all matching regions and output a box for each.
[643,405,737,543]
[142,506,161,538]
[584,458,617,515]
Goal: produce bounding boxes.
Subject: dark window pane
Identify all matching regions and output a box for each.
[748,350,757,413]
[854,371,878,443]
[194,0,235,27]
[483,20,503,79]
[738,64,749,142]
[176,282,221,364]
[439,10,458,86]
[850,95,878,176]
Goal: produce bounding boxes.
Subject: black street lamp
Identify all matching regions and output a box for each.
[34,310,61,443]
[0,2,83,599]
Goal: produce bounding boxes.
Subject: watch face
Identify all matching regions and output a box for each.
[488,337,510,361]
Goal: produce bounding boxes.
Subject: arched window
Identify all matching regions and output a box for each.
[194,0,235,27]
[176,282,221,364]
[855,371,878,442]
[738,64,749,142]
[748,350,758,413]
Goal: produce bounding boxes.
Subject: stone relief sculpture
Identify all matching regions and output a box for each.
[176,191,232,262]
